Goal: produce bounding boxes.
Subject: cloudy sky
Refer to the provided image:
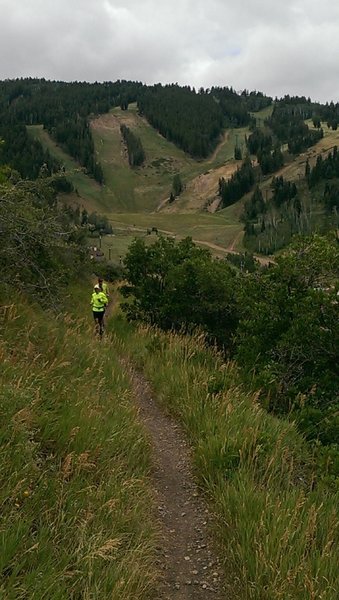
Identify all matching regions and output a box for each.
[1,0,339,103]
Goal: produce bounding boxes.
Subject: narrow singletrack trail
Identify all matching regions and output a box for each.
[122,359,226,599]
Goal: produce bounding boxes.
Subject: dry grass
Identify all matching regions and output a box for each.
[110,315,339,599]
[0,288,158,599]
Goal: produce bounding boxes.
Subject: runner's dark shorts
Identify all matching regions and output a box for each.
[92,310,105,324]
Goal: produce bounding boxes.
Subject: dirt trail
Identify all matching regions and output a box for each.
[123,360,226,599]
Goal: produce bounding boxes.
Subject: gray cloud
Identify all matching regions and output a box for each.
[1,0,339,102]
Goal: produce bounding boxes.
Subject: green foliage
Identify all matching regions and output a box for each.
[120,124,145,167]
[234,145,242,160]
[121,233,339,465]
[172,173,183,197]
[138,84,224,157]
[112,319,339,599]
[0,178,88,306]
[53,117,104,183]
[0,79,143,184]
[93,261,124,282]
[324,181,339,212]
[87,211,113,234]
[0,290,157,599]
[241,185,266,222]
[271,175,297,207]
[266,97,324,154]
[235,234,339,455]
[0,121,60,180]
[242,176,319,254]
[211,86,267,126]
[246,127,284,174]
[226,251,260,273]
[121,236,238,349]
[219,156,255,207]
[247,127,272,155]
[308,146,339,188]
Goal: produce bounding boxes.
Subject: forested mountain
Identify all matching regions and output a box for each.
[0,79,270,178]
[137,84,271,157]
[241,147,339,255]
[1,78,339,249]
[0,79,143,181]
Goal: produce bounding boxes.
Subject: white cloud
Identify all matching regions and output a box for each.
[0,0,339,102]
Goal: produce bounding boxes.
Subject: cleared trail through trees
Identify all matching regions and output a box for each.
[122,359,226,599]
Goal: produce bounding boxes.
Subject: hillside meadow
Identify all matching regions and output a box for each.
[1,276,338,598]
[28,103,252,255]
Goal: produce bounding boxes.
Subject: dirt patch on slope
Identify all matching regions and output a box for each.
[123,360,226,599]
[91,111,137,132]
[161,162,240,213]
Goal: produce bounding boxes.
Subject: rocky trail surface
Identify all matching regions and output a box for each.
[123,360,227,599]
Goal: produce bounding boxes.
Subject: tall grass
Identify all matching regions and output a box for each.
[110,315,339,599]
[0,293,158,599]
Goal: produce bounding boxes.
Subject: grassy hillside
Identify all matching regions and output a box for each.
[0,284,158,599]
[1,276,338,598]
[90,104,251,213]
[110,311,339,600]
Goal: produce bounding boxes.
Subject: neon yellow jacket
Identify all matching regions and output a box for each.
[102,282,109,296]
[91,291,108,312]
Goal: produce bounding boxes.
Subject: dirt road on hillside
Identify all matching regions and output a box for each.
[122,359,227,599]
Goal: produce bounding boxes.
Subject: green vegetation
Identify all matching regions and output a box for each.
[111,317,339,599]
[0,177,87,305]
[120,124,145,166]
[1,155,338,597]
[27,125,104,207]
[267,97,324,154]
[219,156,255,208]
[0,287,157,599]
[121,236,238,348]
[0,78,143,183]
[171,173,183,198]
[121,234,339,475]
[0,174,157,598]
[138,84,224,157]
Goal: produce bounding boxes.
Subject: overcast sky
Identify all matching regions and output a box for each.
[1,0,339,103]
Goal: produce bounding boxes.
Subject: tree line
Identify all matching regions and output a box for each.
[246,128,284,174]
[137,84,224,157]
[0,78,143,182]
[266,99,324,154]
[218,157,256,207]
[136,84,271,157]
[120,124,145,166]
[241,144,339,255]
